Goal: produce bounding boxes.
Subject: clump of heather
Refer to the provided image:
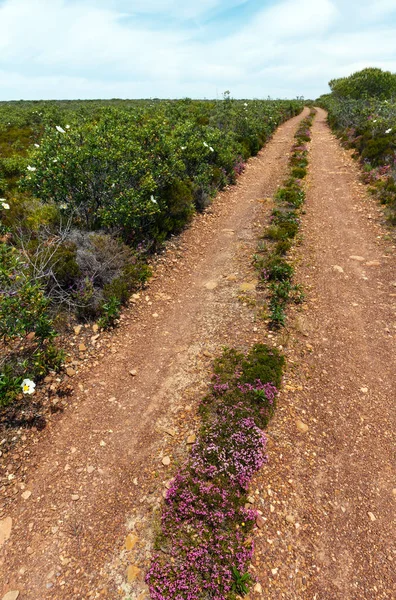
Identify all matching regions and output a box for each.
[146,344,284,599]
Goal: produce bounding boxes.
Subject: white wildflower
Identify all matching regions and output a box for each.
[21,379,36,395]
[56,125,66,133]
[1,201,10,210]
[59,203,68,209]
[65,124,70,129]
[209,146,214,152]
[244,102,248,106]
[150,195,157,204]
[181,146,186,150]
[27,165,36,172]
[385,128,392,134]
[34,143,40,148]
[203,141,208,147]
[373,119,377,123]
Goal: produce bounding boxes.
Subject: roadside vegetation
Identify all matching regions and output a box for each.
[254,109,316,327]
[0,97,304,406]
[147,344,284,599]
[318,68,396,224]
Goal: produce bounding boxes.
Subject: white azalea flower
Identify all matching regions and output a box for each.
[53,159,58,163]
[1,202,10,210]
[181,146,186,150]
[34,143,40,148]
[209,146,214,152]
[150,195,157,204]
[385,128,392,134]
[21,379,36,395]
[27,165,36,172]
[65,124,70,129]
[56,125,66,133]
[203,141,208,147]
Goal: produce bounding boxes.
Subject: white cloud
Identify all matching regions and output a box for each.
[0,0,395,100]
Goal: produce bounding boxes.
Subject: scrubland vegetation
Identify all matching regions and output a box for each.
[319,68,396,223]
[0,97,303,405]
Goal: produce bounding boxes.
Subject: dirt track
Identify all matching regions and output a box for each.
[253,108,395,599]
[1,107,395,600]
[0,108,309,599]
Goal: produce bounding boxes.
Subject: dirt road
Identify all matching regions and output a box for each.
[0,109,309,599]
[253,108,395,599]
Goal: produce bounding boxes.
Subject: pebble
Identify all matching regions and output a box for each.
[73,325,82,335]
[127,564,140,583]
[125,533,139,551]
[66,367,76,377]
[2,592,20,600]
[71,494,80,501]
[0,517,12,549]
[256,515,265,529]
[254,583,262,594]
[129,370,137,377]
[349,256,365,262]
[286,514,295,524]
[239,282,256,292]
[368,512,376,522]
[333,265,344,273]
[78,343,87,352]
[187,434,196,445]
[296,419,309,433]
[204,281,218,290]
[87,466,95,474]
[162,456,171,466]
[21,491,32,500]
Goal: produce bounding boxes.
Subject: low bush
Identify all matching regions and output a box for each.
[146,344,284,600]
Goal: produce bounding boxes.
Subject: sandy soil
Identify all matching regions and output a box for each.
[0,108,309,599]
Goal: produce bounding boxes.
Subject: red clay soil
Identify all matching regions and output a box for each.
[0,109,309,599]
[252,108,395,599]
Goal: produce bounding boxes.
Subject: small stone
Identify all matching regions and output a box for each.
[286,514,295,524]
[187,434,196,445]
[26,547,34,555]
[127,564,140,583]
[129,370,137,377]
[2,592,20,600]
[204,281,218,290]
[256,515,265,529]
[125,533,139,551]
[226,274,238,281]
[164,428,176,437]
[78,343,87,352]
[21,491,32,500]
[360,387,368,393]
[239,282,256,292]
[100,440,106,447]
[71,494,79,501]
[247,496,255,504]
[133,478,138,486]
[152,313,159,318]
[271,568,278,576]
[254,583,262,594]
[349,256,365,262]
[73,325,82,335]
[296,419,309,433]
[333,265,344,273]
[368,512,376,522]
[162,456,171,466]
[87,466,95,474]
[66,367,76,377]
[365,260,380,267]
[0,517,12,549]
[92,323,99,333]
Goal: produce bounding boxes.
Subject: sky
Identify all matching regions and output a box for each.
[0,0,396,101]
